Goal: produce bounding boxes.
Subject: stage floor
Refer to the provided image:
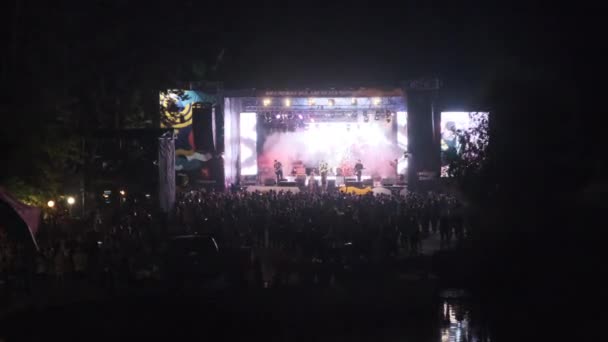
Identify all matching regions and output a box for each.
[244,184,407,195]
[245,186,300,193]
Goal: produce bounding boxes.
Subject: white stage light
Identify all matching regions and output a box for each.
[284,98,291,107]
[240,112,258,176]
[328,99,335,107]
[263,98,271,106]
[351,98,357,105]
[373,97,381,106]
[275,114,281,119]
[298,114,304,120]
[308,98,315,106]
[397,111,408,151]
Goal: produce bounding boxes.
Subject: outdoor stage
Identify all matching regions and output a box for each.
[223,89,410,188]
[159,87,488,193]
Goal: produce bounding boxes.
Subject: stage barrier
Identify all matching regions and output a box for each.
[245,186,300,193]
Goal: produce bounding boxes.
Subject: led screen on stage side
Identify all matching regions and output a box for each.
[239,113,258,176]
[257,120,402,181]
[396,111,408,177]
[440,111,489,177]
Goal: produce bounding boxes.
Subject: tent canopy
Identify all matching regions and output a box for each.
[0,188,41,250]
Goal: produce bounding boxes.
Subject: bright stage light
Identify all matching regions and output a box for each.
[308,98,315,106]
[240,112,258,176]
[119,190,126,196]
[67,196,75,205]
[263,98,271,106]
[373,97,381,106]
[284,98,291,107]
[328,99,335,107]
[275,114,281,119]
[351,98,357,105]
[47,200,55,208]
[298,114,304,120]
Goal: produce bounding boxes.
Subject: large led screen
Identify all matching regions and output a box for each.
[440,111,489,177]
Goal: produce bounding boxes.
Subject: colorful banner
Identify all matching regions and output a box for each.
[160,90,217,185]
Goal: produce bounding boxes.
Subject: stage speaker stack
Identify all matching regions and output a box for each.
[242,177,257,186]
[295,175,306,187]
[345,181,363,188]
[381,178,396,186]
[192,102,215,153]
[279,181,297,187]
[363,179,374,187]
[327,179,336,191]
[264,179,276,186]
[405,83,439,187]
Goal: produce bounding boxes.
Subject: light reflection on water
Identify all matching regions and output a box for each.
[439,294,489,342]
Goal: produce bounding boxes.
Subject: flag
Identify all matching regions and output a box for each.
[0,187,41,250]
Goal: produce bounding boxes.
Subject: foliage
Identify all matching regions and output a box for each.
[446,112,491,202]
[1,3,222,204]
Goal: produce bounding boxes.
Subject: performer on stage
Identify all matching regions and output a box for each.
[354,159,364,182]
[308,169,316,192]
[319,160,329,191]
[389,158,399,179]
[274,160,283,184]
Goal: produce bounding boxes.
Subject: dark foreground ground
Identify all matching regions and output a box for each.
[1,281,450,342]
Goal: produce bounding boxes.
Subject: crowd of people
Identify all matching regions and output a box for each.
[1,201,165,301]
[1,188,468,302]
[177,189,466,255]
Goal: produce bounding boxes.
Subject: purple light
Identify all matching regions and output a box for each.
[298,114,304,120]
[275,114,281,119]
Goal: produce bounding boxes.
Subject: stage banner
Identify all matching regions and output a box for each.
[160,90,218,186]
[158,134,176,213]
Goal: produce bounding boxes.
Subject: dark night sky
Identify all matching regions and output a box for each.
[2,1,586,107]
[221,5,568,74]
[173,2,578,107]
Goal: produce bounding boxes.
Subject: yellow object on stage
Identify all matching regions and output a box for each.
[338,186,373,195]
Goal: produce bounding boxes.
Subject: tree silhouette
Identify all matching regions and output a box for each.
[1,1,222,202]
